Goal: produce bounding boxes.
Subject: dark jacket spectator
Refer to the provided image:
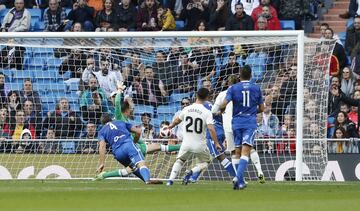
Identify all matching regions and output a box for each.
[0,45,25,70]
[115,0,137,31]
[66,0,95,31]
[182,0,210,30]
[345,16,360,58]
[44,0,67,32]
[60,0,76,8]
[208,0,228,30]
[138,66,168,105]
[43,98,82,139]
[225,4,254,30]
[95,0,117,31]
[278,0,310,29]
[171,53,196,93]
[136,0,159,31]
[349,0,359,18]
[23,100,42,138]
[59,49,87,78]
[19,79,42,115]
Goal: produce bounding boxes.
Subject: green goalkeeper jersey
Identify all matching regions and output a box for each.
[114,93,147,156]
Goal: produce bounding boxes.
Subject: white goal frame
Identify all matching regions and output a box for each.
[0,31,305,181]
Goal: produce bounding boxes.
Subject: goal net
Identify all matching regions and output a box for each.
[0,32,335,181]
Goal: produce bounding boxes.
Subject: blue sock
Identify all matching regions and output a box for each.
[133,168,145,182]
[191,171,201,181]
[236,156,249,184]
[139,166,150,183]
[221,158,236,177]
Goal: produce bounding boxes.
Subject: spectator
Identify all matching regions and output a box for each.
[44,0,68,32]
[171,52,196,93]
[153,51,173,94]
[230,0,259,16]
[319,23,329,40]
[88,0,103,12]
[255,16,268,30]
[137,0,159,31]
[19,79,42,114]
[43,97,82,139]
[6,90,21,122]
[23,100,42,138]
[81,57,98,84]
[115,0,137,31]
[92,57,119,97]
[0,39,26,70]
[0,73,6,105]
[254,5,280,30]
[172,97,190,141]
[183,0,210,30]
[251,0,277,22]
[339,0,359,19]
[260,103,280,137]
[4,109,36,140]
[38,127,58,153]
[0,0,31,32]
[328,76,341,117]
[329,126,345,153]
[278,0,310,30]
[0,108,10,140]
[340,67,355,97]
[79,77,109,123]
[335,111,357,138]
[79,121,97,153]
[157,5,176,31]
[345,16,360,58]
[189,45,216,82]
[324,28,347,70]
[280,114,294,137]
[348,105,358,128]
[138,66,168,105]
[95,0,117,32]
[217,52,241,86]
[65,0,95,31]
[209,0,228,30]
[60,0,76,8]
[59,48,87,79]
[188,20,213,45]
[138,112,155,139]
[225,3,254,31]
[279,65,297,115]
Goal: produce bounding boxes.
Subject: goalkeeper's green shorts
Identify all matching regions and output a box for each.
[136,140,147,157]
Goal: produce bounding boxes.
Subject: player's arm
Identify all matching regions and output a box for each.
[220,87,233,113]
[96,140,106,173]
[168,117,182,130]
[114,93,123,120]
[258,103,265,113]
[219,99,229,113]
[212,92,225,115]
[130,126,142,143]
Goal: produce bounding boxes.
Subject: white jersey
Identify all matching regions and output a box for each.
[212,90,233,132]
[172,110,184,141]
[178,103,214,151]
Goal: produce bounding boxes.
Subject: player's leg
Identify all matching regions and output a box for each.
[183,150,211,185]
[94,166,132,180]
[127,142,151,183]
[146,143,181,154]
[167,148,189,185]
[250,148,265,183]
[225,130,240,171]
[233,128,256,190]
[215,133,236,177]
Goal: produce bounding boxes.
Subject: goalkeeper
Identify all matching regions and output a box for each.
[95,81,181,180]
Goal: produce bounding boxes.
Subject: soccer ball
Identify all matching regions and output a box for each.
[159,127,172,138]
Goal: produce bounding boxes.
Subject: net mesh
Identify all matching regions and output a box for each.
[0,34,335,180]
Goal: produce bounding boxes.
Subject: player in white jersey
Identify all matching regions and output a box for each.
[212,75,265,183]
[166,88,222,185]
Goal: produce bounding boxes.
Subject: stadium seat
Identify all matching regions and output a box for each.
[33,47,54,57]
[28,58,45,71]
[33,83,49,93]
[47,58,62,69]
[1,69,13,82]
[48,82,68,92]
[64,92,79,102]
[69,102,80,112]
[9,82,23,91]
[13,70,33,82]
[33,70,57,82]
[338,32,346,46]
[170,92,192,103]
[28,9,42,20]
[157,104,179,114]
[0,9,9,23]
[280,20,295,30]
[157,114,174,122]
[61,141,76,154]
[68,81,79,91]
[134,105,155,116]
[176,21,185,30]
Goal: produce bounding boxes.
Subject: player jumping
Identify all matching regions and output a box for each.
[220,66,265,190]
[166,88,222,185]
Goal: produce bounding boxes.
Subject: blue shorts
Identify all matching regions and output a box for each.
[233,128,256,147]
[113,141,145,168]
[206,126,226,158]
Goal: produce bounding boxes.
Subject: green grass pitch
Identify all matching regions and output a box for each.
[0,180,359,211]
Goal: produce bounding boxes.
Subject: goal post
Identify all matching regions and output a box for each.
[0,31,335,181]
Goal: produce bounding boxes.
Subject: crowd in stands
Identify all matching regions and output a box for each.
[0,0,360,155]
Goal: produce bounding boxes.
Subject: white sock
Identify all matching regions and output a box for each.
[221,158,232,168]
[232,156,240,170]
[250,149,263,175]
[169,159,184,181]
[119,169,129,177]
[191,162,208,174]
[160,144,168,152]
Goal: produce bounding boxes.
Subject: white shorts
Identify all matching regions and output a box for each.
[225,130,235,152]
[176,146,211,163]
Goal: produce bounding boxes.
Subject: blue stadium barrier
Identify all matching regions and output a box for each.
[280,20,295,30]
[176,21,185,30]
[28,9,42,20]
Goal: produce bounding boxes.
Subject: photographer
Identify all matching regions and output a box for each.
[65,0,95,31]
[183,0,210,30]
[0,0,31,32]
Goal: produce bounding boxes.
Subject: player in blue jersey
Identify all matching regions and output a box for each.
[96,113,152,184]
[220,65,265,190]
[188,95,236,183]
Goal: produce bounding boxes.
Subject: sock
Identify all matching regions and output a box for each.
[139,166,150,183]
[120,168,130,177]
[160,144,181,152]
[236,156,249,184]
[133,168,145,182]
[232,157,240,172]
[103,170,122,178]
[190,170,202,181]
[250,149,263,175]
[191,162,208,174]
[169,159,184,181]
[221,158,236,177]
